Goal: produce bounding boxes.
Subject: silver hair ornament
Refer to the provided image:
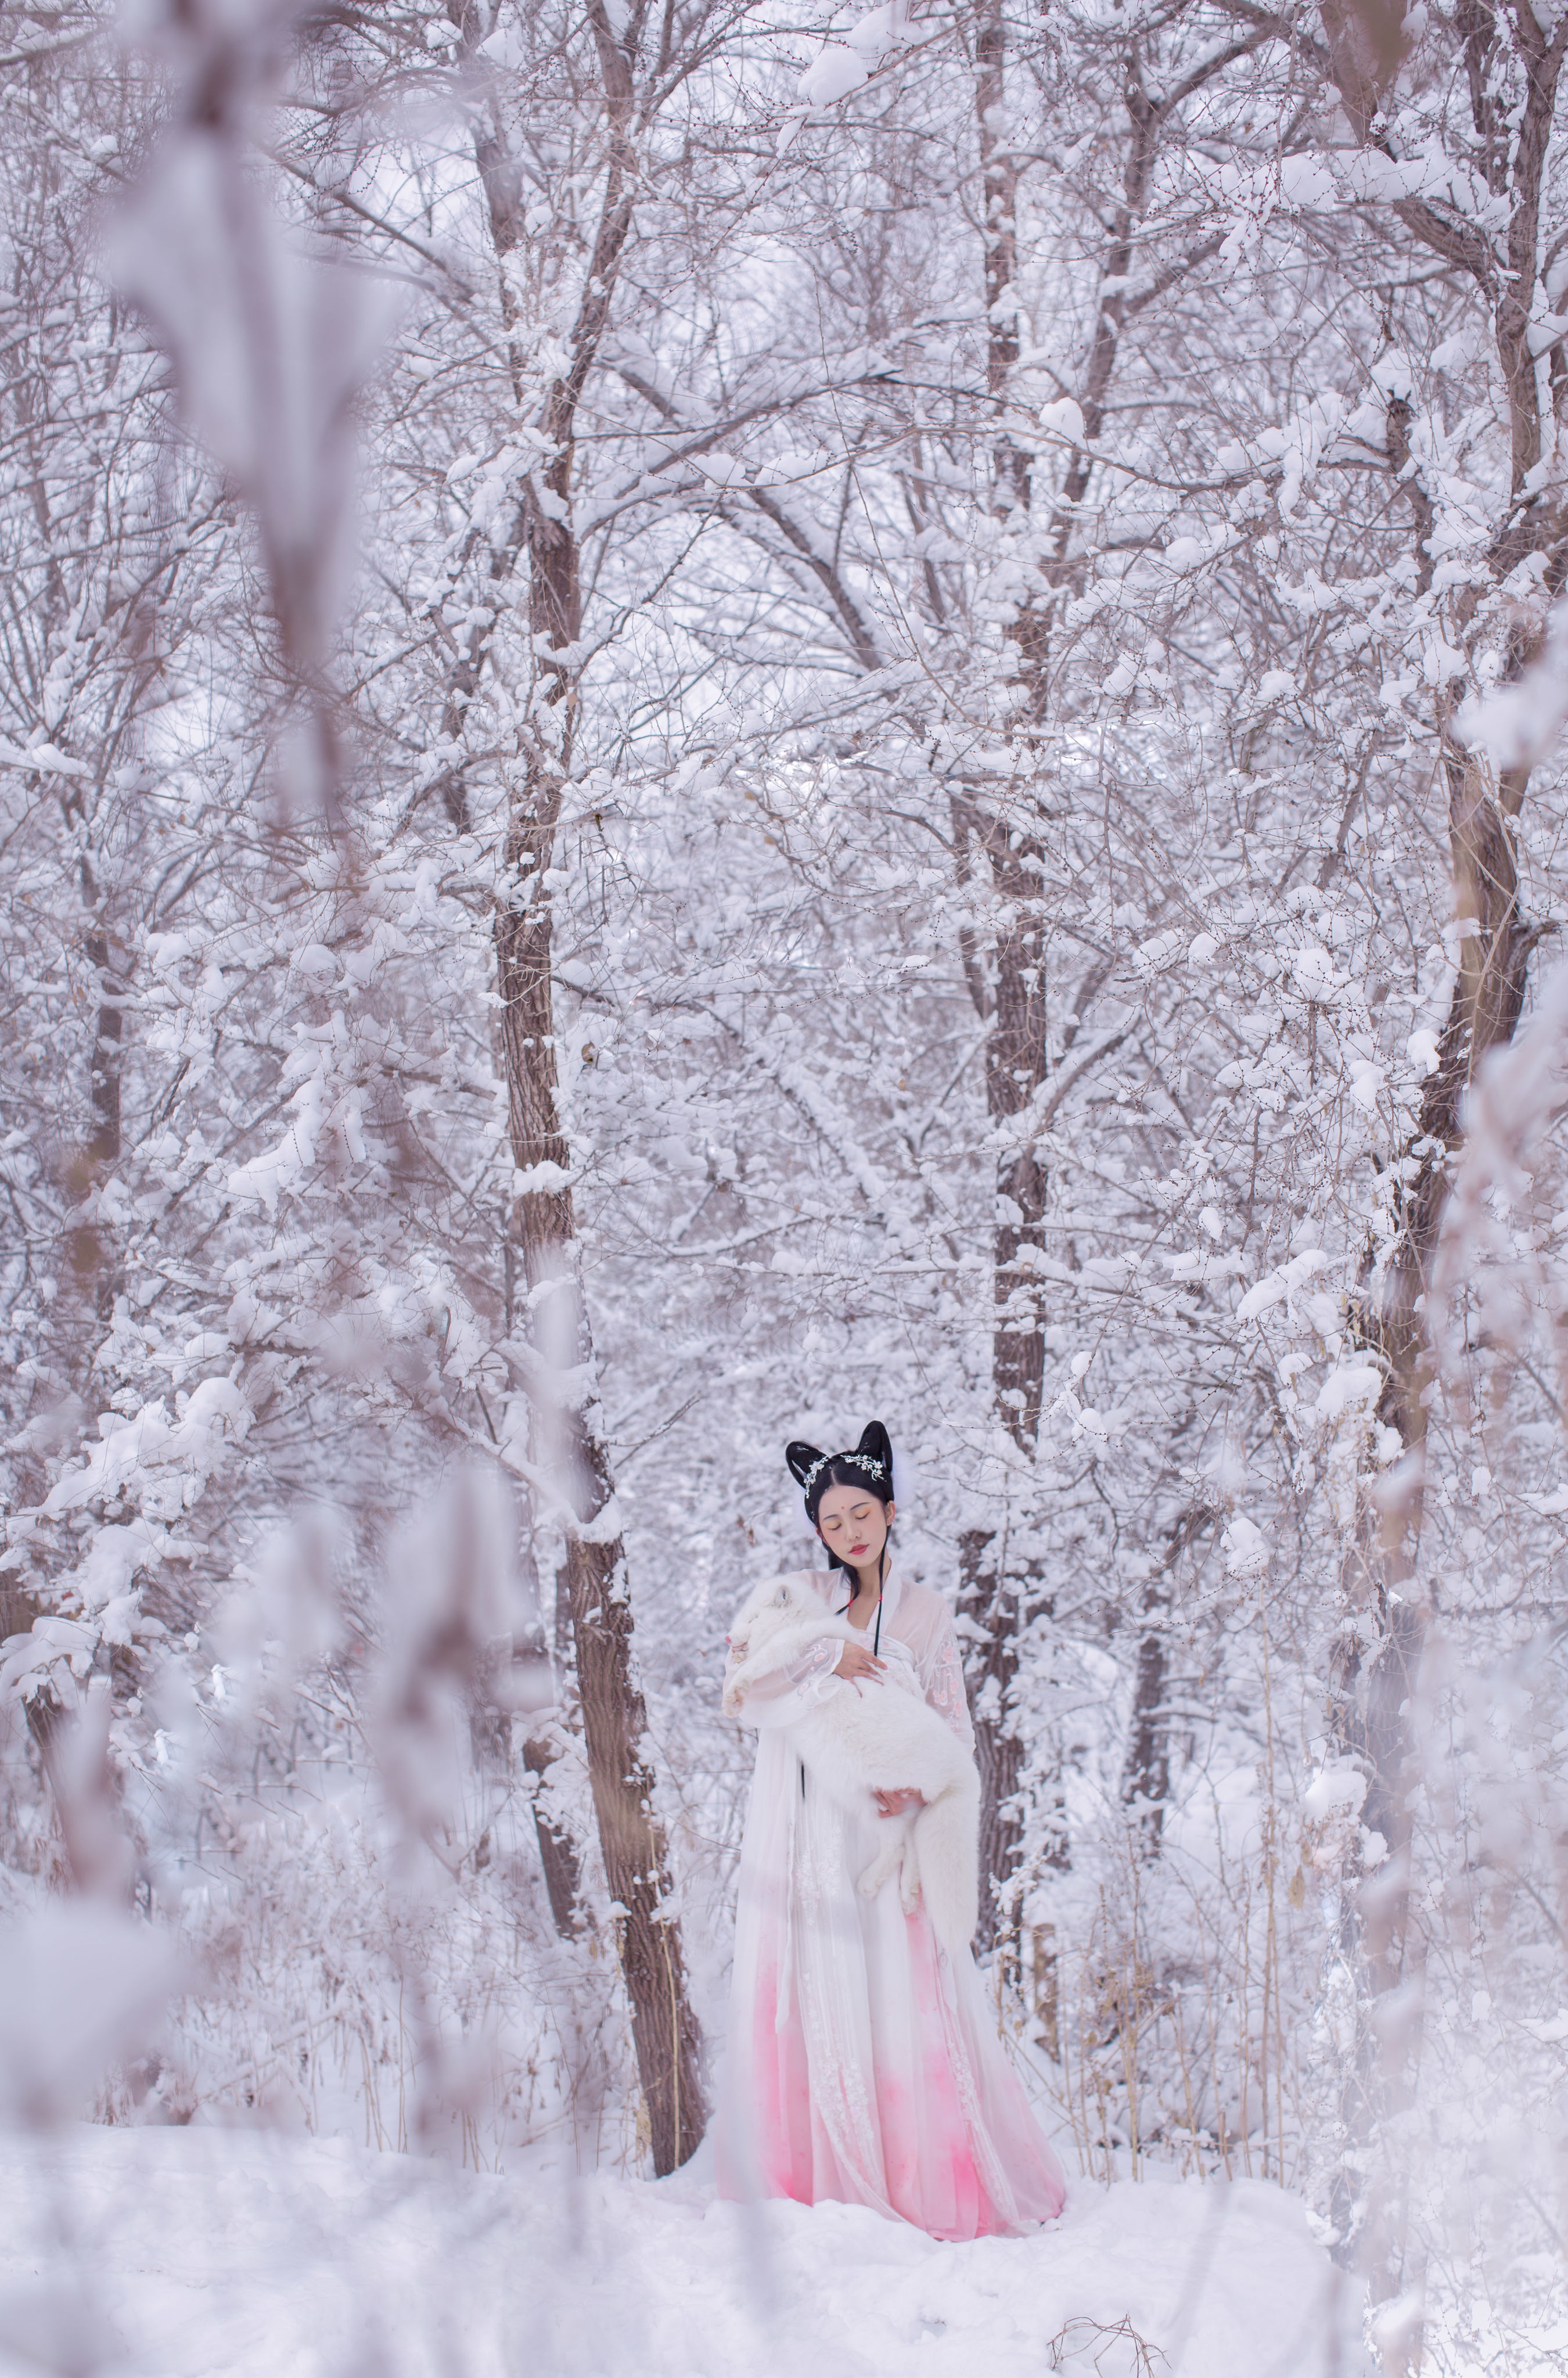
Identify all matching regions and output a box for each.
[803,1450,886,1496]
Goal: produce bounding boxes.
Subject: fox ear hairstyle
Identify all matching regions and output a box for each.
[855,1420,894,1492]
[785,1440,826,1488]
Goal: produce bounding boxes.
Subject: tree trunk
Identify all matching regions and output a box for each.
[469,1520,587,1944]
[496,840,706,2169]
[524,1547,587,1943]
[954,793,1050,1950]
[954,5,1054,1956]
[1330,741,1540,2278]
[957,6,1192,1945]
[439,0,707,2173]
[1322,23,1567,2319]
[521,1729,585,1941]
[1120,1500,1206,1855]
[71,896,125,1315]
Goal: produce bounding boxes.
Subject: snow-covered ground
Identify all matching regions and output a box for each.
[0,2125,1359,2377]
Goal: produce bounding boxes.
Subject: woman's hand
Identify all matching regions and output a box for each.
[834,1638,884,1687]
[874,1787,925,1818]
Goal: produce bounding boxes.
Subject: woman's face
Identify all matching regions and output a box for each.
[815,1482,894,1574]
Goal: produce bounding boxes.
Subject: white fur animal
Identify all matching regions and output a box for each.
[724,1574,980,1953]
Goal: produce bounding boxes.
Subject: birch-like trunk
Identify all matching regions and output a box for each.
[953,802,1050,1949]
[947,1,1041,1956]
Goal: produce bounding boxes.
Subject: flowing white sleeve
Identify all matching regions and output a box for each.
[722,1632,840,1731]
[920,1614,976,1754]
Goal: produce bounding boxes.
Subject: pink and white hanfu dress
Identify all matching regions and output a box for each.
[715,1565,1067,2240]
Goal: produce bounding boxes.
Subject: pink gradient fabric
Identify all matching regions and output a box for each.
[714,1568,1068,2240]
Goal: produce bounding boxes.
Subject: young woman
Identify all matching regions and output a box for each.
[715,1421,1067,2240]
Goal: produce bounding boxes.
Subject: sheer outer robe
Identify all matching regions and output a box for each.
[715,1568,1067,2239]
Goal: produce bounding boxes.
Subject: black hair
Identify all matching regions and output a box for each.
[784,1421,894,1580]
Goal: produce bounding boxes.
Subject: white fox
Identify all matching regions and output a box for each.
[724,1574,980,1954]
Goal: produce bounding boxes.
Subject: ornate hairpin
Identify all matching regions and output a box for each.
[802,1449,885,1495]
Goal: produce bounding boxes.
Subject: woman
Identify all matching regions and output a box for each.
[715,1421,1067,2240]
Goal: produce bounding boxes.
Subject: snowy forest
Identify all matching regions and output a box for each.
[0,0,1565,2371]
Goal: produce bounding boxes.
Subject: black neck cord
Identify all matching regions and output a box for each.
[841,1549,887,1653]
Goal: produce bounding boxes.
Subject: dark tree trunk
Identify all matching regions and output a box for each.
[60,851,127,1312]
[522,1730,585,1940]
[85,924,123,1173]
[1,1571,132,1900]
[1120,1502,1206,1855]
[954,802,1050,1949]
[468,1527,587,1945]
[434,1,706,2174]
[1122,1621,1171,1853]
[493,714,706,2173]
[489,483,705,2178]
[957,3,1191,1945]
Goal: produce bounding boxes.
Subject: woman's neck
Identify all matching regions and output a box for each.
[843,1559,886,1623]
